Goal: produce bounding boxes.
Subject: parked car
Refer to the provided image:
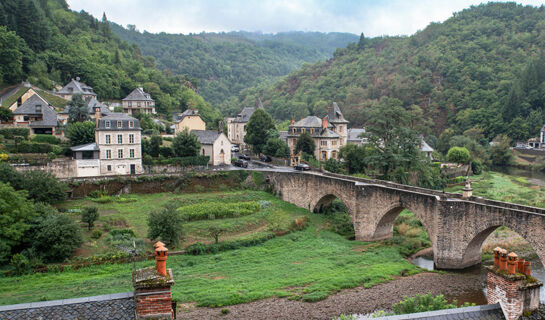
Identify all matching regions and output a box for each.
[234,159,248,168]
[260,155,272,162]
[238,154,251,160]
[294,163,310,171]
[231,145,240,152]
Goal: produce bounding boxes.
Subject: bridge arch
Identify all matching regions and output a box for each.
[310,191,355,217]
[461,222,545,268]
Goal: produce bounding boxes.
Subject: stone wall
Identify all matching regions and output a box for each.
[13,158,76,178]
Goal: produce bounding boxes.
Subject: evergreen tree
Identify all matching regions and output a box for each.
[172,129,201,157]
[244,109,275,154]
[67,94,90,123]
[295,132,315,156]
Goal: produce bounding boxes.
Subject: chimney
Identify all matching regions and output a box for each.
[322,117,328,130]
[290,117,295,125]
[133,241,175,320]
[94,107,101,128]
[462,178,473,198]
[486,247,542,320]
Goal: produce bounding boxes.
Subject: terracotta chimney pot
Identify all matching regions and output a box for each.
[154,242,168,277]
[499,249,508,271]
[524,261,531,276]
[322,117,328,130]
[493,247,501,267]
[507,252,518,274]
[518,259,526,275]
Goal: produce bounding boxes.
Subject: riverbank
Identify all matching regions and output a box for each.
[177,272,482,320]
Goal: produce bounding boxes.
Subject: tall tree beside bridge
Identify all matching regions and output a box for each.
[244,108,275,154]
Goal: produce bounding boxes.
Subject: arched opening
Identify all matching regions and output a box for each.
[313,194,354,239]
[381,208,433,260]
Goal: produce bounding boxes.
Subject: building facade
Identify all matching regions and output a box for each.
[11,94,59,135]
[56,77,97,101]
[193,130,232,166]
[173,109,206,134]
[225,100,264,147]
[122,87,155,115]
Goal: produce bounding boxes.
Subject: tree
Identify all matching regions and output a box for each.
[81,207,99,230]
[244,109,275,154]
[206,225,227,244]
[324,158,342,173]
[263,138,289,157]
[0,107,13,122]
[172,129,201,157]
[0,182,35,263]
[295,132,315,156]
[446,147,471,164]
[21,170,67,203]
[67,121,95,146]
[150,134,162,157]
[30,211,83,262]
[490,134,513,166]
[67,94,90,123]
[147,207,184,246]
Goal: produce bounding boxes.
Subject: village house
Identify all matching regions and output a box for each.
[70,110,143,177]
[58,97,110,125]
[347,128,366,145]
[11,94,59,135]
[122,87,156,115]
[192,128,232,166]
[0,82,47,111]
[173,109,206,134]
[56,77,97,101]
[225,100,264,148]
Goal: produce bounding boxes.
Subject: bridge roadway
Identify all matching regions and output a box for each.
[259,169,545,270]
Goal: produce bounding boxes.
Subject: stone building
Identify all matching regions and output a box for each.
[11,94,59,135]
[1,82,48,111]
[193,129,232,166]
[58,97,110,125]
[347,128,366,145]
[225,100,264,147]
[56,77,97,101]
[121,87,155,115]
[173,109,206,134]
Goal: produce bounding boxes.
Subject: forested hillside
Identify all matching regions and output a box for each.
[0,0,219,124]
[111,24,358,106]
[230,3,545,142]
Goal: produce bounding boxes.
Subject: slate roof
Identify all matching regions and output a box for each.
[122,87,153,101]
[173,109,200,123]
[0,291,135,320]
[348,128,366,142]
[360,303,504,320]
[70,143,99,152]
[232,107,256,123]
[319,128,341,138]
[279,130,288,143]
[58,78,96,96]
[327,102,349,123]
[420,139,434,153]
[192,130,221,145]
[13,94,58,128]
[292,116,332,128]
[60,97,110,115]
[96,113,141,131]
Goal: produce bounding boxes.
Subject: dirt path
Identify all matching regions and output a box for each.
[177,272,482,320]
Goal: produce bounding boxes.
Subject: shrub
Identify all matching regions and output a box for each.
[88,190,108,198]
[31,212,83,263]
[159,146,174,158]
[81,207,99,230]
[147,207,184,246]
[21,170,68,203]
[177,201,261,221]
[66,121,95,146]
[0,127,30,139]
[31,134,61,145]
[292,216,309,231]
[91,230,103,239]
[472,159,483,175]
[393,293,469,315]
[173,129,201,157]
[10,253,30,276]
[446,146,470,164]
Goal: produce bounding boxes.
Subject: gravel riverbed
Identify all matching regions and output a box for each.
[177,272,483,320]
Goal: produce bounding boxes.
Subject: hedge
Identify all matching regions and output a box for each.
[0,128,30,139]
[10,141,62,154]
[31,134,61,145]
[177,201,262,221]
[185,233,276,255]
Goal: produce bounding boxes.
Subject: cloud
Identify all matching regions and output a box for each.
[66,0,545,36]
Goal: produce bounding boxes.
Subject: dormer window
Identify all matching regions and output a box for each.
[129,121,134,128]
[301,128,306,133]
[117,121,122,128]
[105,120,111,128]
[68,87,73,92]
[35,105,41,113]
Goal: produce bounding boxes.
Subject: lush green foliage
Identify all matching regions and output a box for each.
[446,146,471,164]
[244,109,275,154]
[147,206,184,246]
[0,0,216,119]
[263,137,289,157]
[176,201,262,221]
[0,127,30,139]
[490,134,513,166]
[31,134,61,144]
[232,3,545,143]
[172,129,201,157]
[393,293,467,315]
[111,24,358,107]
[295,132,315,155]
[66,121,95,146]
[67,94,90,123]
[81,207,99,230]
[0,106,13,122]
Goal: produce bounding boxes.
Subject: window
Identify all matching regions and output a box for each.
[129,149,135,158]
[310,128,314,134]
[129,134,134,143]
[292,128,296,133]
[137,102,141,107]
[107,165,112,171]
[301,128,306,133]
[106,150,111,159]
[105,135,111,144]
[118,149,123,159]
[117,121,122,128]
[332,140,337,146]
[117,134,123,144]
[105,121,110,128]
[35,105,42,113]
[128,101,132,107]
[321,140,327,146]
[129,121,134,128]
[68,87,73,92]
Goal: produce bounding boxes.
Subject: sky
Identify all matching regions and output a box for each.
[66,0,545,36]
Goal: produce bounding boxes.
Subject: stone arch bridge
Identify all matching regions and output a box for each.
[262,170,545,269]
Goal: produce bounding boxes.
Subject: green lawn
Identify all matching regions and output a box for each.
[0,227,418,306]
